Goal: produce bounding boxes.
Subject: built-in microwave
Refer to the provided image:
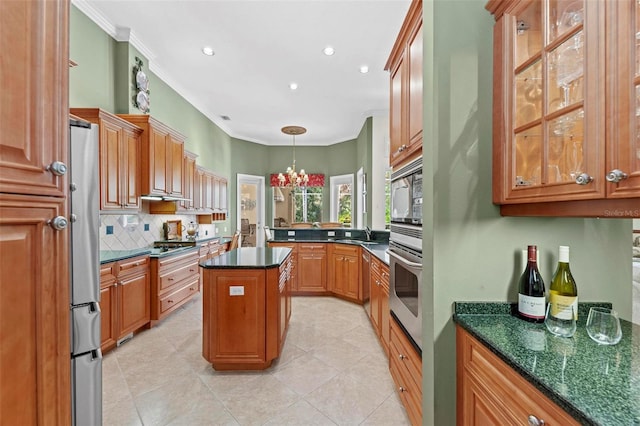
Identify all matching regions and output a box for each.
[390,156,422,225]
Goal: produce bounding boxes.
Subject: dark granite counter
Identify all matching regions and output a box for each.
[100,248,151,264]
[269,238,389,265]
[453,302,640,425]
[200,247,292,269]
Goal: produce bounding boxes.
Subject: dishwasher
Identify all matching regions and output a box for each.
[362,250,371,315]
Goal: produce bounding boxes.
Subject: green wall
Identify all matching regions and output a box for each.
[69,6,368,233]
[422,1,633,424]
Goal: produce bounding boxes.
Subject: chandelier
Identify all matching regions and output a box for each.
[278,125,309,188]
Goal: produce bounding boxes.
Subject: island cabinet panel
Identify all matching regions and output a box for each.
[389,316,422,426]
[99,254,150,353]
[268,242,298,291]
[202,263,288,371]
[70,108,143,212]
[150,250,200,325]
[297,243,328,293]
[329,244,361,302]
[456,326,580,426]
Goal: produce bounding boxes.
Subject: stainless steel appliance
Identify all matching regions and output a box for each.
[389,156,423,350]
[390,156,423,225]
[69,118,102,425]
[362,249,371,315]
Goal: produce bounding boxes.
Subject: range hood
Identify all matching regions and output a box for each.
[140,194,192,202]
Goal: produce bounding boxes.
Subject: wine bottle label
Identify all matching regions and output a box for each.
[549,293,578,320]
[518,294,546,319]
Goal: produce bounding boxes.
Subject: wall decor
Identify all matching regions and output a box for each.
[132,56,150,113]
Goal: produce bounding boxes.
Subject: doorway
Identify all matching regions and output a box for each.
[236,174,265,247]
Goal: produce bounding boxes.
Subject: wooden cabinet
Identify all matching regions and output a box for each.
[179,151,197,211]
[0,194,71,425]
[100,255,151,353]
[487,0,640,217]
[456,326,580,426]
[192,166,228,221]
[278,254,293,349]
[268,242,298,291]
[385,0,423,168]
[70,109,143,211]
[201,255,291,370]
[297,243,328,293]
[198,239,224,287]
[118,114,185,198]
[329,244,360,301]
[0,1,71,423]
[369,256,390,356]
[150,249,200,324]
[390,316,422,426]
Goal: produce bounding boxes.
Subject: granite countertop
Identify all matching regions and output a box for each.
[101,236,232,264]
[269,238,390,265]
[200,247,292,269]
[453,302,640,425]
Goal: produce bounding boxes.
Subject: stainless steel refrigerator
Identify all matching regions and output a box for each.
[69,118,102,425]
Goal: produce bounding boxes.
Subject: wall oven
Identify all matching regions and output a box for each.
[388,156,423,351]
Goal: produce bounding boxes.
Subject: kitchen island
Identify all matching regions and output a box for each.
[454,302,639,425]
[200,247,292,370]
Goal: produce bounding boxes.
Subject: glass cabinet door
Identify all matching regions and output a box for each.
[506,0,604,201]
[608,0,640,198]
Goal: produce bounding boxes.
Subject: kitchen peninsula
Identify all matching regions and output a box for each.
[200,247,292,370]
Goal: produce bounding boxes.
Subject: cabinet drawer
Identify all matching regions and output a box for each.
[458,328,579,426]
[390,352,422,426]
[100,263,116,288]
[159,278,199,315]
[390,318,422,393]
[298,243,326,252]
[158,261,199,293]
[157,249,199,271]
[116,255,149,277]
[332,244,358,255]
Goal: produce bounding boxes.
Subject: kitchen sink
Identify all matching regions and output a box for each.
[335,239,379,246]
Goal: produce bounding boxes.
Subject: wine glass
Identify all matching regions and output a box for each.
[545,302,577,338]
[586,307,622,345]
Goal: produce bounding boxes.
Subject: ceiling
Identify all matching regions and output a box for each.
[73,0,412,146]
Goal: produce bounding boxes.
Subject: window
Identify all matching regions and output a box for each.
[272,186,322,226]
[330,174,353,228]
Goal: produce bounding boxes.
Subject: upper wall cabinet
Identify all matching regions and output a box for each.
[118,115,185,198]
[487,0,640,217]
[179,151,197,211]
[71,109,143,211]
[386,0,423,169]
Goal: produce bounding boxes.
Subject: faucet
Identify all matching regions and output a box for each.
[364,226,372,241]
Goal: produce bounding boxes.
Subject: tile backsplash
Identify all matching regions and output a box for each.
[99,213,219,251]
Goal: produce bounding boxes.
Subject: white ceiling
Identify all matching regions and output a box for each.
[73,0,412,146]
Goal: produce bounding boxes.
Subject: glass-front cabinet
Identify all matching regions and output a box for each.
[487,0,640,217]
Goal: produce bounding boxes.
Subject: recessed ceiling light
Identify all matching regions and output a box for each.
[323,46,335,56]
[202,46,214,56]
[360,65,369,74]
[289,82,298,90]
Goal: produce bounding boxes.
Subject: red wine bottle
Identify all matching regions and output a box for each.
[518,245,546,323]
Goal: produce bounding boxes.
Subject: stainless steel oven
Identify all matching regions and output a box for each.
[387,240,422,350]
[391,156,422,225]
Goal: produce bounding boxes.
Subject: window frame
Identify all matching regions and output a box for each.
[329,173,354,227]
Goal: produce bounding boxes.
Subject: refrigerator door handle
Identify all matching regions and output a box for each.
[71,302,101,355]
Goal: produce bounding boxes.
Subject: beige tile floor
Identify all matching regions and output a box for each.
[102,295,412,425]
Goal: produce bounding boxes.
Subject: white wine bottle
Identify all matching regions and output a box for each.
[549,245,578,320]
[518,245,546,323]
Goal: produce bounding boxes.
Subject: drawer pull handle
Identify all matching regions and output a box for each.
[189,287,195,291]
[398,386,406,393]
[168,299,174,304]
[168,277,174,281]
[527,415,545,426]
[398,354,406,360]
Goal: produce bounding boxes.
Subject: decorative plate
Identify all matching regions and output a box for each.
[136,70,149,91]
[136,91,150,113]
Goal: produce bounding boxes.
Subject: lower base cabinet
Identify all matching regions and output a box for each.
[456,326,580,426]
[369,256,390,355]
[150,249,200,325]
[389,316,422,426]
[100,254,150,353]
[329,244,360,301]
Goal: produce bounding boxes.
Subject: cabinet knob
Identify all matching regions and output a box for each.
[575,173,593,185]
[398,354,406,360]
[46,161,67,176]
[605,169,628,183]
[48,216,68,231]
[398,386,406,393]
[527,415,545,426]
